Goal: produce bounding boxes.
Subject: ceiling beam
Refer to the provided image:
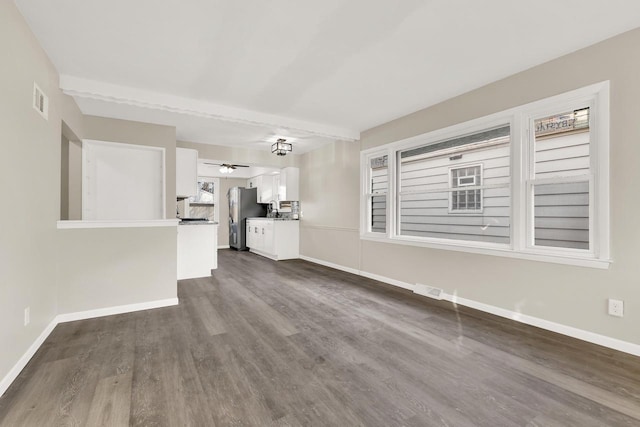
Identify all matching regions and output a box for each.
[60,75,360,142]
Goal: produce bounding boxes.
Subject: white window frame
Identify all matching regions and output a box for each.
[448,163,484,214]
[190,177,220,222]
[360,81,610,269]
[362,152,389,234]
[524,102,594,257]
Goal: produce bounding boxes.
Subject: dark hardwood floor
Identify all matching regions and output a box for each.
[1,249,639,426]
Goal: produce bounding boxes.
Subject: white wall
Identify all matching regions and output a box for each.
[300,27,640,347]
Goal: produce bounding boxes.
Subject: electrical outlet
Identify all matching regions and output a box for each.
[608,299,624,317]
[24,307,30,326]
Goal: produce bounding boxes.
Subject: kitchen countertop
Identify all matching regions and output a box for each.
[247,217,298,221]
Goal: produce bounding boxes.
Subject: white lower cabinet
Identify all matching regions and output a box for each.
[246,219,299,260]
[177,223,218,279]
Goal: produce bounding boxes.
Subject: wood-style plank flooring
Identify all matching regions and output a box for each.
[1,249,639,426]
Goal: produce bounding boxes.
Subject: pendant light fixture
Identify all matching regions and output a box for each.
[271,138,292,156]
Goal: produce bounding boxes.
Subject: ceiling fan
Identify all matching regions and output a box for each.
[203,162,250,174]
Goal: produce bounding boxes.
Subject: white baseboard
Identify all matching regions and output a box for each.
[56,298,179,324]
[217,245,230,249]
[359,270,416,292]
[0,297,179,398]
[300,256,640,357]
[0,318,57,398]
[442,294,640,357]
[299,255,360,275]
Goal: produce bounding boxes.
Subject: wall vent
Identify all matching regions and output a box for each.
[414,283,444,300]
[33,82,49,120]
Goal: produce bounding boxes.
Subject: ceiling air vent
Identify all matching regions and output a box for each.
[33,82,49,120]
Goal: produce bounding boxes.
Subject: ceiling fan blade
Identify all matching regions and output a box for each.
[203,162,250,168]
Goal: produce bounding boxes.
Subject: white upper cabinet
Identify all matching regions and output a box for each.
[248,173,278,203]
[247,175,261,191]
[247,175,268,203]
[248,167,299,203]
[260,174,277,204]
[176,148,198,198]
[278,167,299,201]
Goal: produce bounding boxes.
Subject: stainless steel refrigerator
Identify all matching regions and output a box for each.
[227,187,267,250]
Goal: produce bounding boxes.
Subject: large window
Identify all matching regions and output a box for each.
[397,126,510,244]
[530,108,591,250]
[360,83,610,268]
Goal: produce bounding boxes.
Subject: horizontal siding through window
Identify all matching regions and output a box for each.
[399,138,511,244]
[534,181,589,249]
[371,166,388,233]
[535,132,589,179]
[401,147,509,194]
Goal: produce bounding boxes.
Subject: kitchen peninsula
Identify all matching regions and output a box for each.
[177,220,218,280]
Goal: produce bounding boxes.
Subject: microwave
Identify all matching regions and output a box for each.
[279,201,300,219]
[278,201,293,213]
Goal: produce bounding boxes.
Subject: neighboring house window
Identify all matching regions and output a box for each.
[360,82,610,268]
[450,165,483,212]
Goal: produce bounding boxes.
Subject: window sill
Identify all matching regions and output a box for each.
[57,219,179,229]
[360,234,611,269]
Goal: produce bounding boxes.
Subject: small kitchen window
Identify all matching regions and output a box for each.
[188,177,220,222]
[191,180,215,204]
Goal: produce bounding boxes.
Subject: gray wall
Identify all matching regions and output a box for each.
[57,115,180,315]
[299,140,361,269]
[0,0,84,388]
[300,27,640,346]
[67,139,82,220]
[57,227,177,314]
[60,134,69,219]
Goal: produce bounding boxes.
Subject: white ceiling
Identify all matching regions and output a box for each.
[15,0,640,153]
